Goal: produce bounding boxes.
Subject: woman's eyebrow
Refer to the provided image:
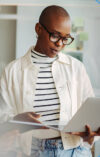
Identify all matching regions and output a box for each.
[50,29,61,34]
[50,29,70,36]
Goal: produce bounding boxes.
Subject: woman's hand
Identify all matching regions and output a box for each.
[14,112,41,123]
[14,112,48,129]
[68,125,100,144]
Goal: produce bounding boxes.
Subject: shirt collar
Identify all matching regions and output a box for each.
[58,52,71,65]
[22,46,71,70]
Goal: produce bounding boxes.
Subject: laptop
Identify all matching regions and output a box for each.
[63,97,100,132]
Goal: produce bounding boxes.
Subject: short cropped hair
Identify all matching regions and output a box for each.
[39,5,70,24]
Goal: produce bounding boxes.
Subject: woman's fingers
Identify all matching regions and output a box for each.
[28,112,41,123]
[67,132,85,137]
[96,127,100,135]
[85,125,92,136]
[67,125,100,145]
[14,112,41,123]
[28,112,41,118]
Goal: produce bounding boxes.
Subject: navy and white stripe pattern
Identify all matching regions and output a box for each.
[31,49,60,125]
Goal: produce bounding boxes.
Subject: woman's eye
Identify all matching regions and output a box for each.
[52,34,59,38]
[64,38,68,41]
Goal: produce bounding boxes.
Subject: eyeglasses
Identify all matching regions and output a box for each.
[40,23,74,45]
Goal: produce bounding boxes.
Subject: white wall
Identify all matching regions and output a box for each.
[16,6,45,58]
[66,7,100,89]
[0,6,16,76]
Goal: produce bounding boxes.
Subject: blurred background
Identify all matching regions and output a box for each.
[0,0,100,156]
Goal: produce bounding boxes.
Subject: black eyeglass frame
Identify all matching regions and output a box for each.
[40,23,74,45]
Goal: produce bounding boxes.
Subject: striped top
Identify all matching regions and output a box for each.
[31,49,60,125]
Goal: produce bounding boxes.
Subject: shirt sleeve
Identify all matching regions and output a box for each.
[81,63,95,103]
[0,70,15,123]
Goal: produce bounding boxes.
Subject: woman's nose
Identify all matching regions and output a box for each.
[55,38,63,47]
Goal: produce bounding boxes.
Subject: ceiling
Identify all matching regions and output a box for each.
[0,0,98,6]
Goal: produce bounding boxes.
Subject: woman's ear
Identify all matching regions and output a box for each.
[35,23,42,36]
